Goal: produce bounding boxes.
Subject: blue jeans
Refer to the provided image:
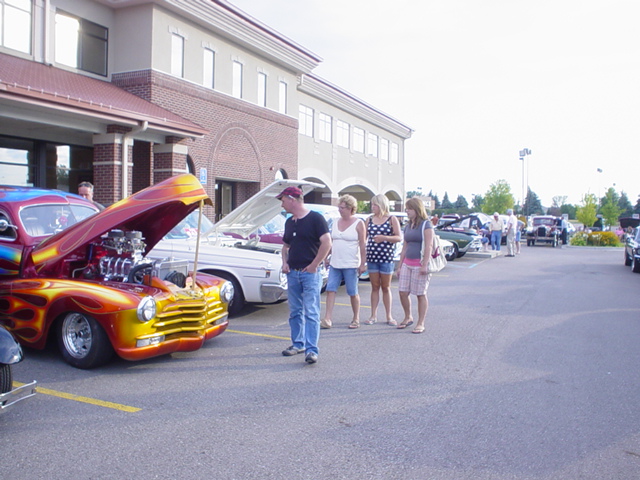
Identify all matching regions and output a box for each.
[287,270,322,355]
[491,230,502,250]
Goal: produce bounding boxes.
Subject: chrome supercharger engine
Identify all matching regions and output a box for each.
[82,229,189,287]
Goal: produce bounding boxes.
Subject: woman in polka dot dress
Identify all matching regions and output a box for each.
[364,194,402,326]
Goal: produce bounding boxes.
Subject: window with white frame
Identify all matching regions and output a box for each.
[390,142,399,164]
[367,133,378,157]
[299,105,314,137]
[278,81,287,114]
[257,72,267,107]
[1,0,32,54]
[353,127,365,153]
[380,138,389,162]
[232,61,243,98]
[55,11,108,76]
[336,120,350,148]
[203,48,215,88]
[170,33,184,77]
[318,113,332,143]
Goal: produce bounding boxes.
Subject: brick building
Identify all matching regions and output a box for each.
[0,0,411,218]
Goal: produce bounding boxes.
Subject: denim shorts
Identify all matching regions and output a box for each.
[326,267,359,296]
[366,261,394,275]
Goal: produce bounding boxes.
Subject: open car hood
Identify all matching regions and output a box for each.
[208,179,325,239]
[32,174,211,273]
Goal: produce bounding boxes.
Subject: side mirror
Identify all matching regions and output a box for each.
[0,218,17,232]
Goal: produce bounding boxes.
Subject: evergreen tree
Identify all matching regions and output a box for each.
[523,187,544,216]
[618,191,633,216]
[634,196,640,214]
[441,192,454,210]
[454,195,469,210]
[471,194,484,211]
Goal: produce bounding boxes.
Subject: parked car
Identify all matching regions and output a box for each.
[0,175,233,368]
[525,215,563,247]
[624,227,640,273]
[0,325,36,412]
[152,179,326,316]
[435,218,483,260]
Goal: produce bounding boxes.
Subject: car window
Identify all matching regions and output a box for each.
[164,210,215,239]
[19,204,98,237]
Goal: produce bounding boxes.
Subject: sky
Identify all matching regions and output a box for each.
[229,0,640,208]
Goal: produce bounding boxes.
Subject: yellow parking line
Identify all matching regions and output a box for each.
[226,329,289,340]
[13,382,141,413]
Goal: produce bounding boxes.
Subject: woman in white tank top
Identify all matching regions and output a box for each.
[321,195,367,329]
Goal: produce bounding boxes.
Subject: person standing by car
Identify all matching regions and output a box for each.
[396,197,433,334]
[279,186,331,364]
[77,181,105,210]
[364,194,402,326]
[505,209,518,257]
[321,195,367,330]
[489,212,503,251]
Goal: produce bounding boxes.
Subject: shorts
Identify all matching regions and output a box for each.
[398,263,431,296]
[516,231,522,242]
[366,261,394,275]
[326,266,359,296]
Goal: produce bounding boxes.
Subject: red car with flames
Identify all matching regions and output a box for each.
[0,174,233,369]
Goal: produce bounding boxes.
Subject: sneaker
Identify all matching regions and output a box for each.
[282,346,304,356]
[305,352,318,364]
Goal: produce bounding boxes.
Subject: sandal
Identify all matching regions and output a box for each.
[387,319,398,326]
[397,319,414,329]
[412,325,425,334]
[349,319,360,329]
[363,318,377,325]
[320,318,332,329]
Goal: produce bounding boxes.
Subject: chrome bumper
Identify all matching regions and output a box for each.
[0,380,37,413]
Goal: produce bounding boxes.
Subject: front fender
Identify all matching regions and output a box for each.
[0,326,22,365]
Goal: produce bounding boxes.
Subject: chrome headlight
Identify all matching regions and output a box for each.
[220,281,234,304]
[137,296,157,322]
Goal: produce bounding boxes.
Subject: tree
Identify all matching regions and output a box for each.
[441,192,454,210]
[635,195,640,215]
[523,187,544,216]
[600,187,624,228]
[471,194,484,211]
[481,180,515,215]
[406,188,423,199]
[576,193,598,229]
[618,191,633,217]
[560,203,577,219]
[548,195,568,216]
[454,194,469,210]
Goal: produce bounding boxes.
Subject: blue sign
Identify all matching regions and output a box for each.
[199,168,207,185]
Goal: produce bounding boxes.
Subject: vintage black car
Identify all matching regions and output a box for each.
[624,226,640,273]
[525,215,563,247]
[0,325,36,412]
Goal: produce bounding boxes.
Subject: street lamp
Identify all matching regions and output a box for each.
[519,148,531,214]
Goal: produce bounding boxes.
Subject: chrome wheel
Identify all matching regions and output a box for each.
[61,313,92,359]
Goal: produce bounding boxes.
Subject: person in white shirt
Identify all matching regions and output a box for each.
[321,195,367,329]
[489,213,504,251]
[505,209,518,257]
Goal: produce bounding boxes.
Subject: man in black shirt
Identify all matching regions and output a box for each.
[278,186,331,364]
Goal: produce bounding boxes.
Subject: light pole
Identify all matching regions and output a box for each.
[519,148,531,214]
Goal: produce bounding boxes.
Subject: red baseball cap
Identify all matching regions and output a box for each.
[276,186,303,199]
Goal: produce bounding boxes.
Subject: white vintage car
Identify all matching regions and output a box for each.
[151,179,324,316]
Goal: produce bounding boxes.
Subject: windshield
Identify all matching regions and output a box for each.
[259,213,286,235]
[533,218,556,226]
[163,210,215,239]
[19,204,98,237]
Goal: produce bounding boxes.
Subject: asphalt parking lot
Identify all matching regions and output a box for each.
[3,246,640,480]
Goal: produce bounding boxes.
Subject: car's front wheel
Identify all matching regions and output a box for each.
[0,364,12,394]
[212,272,245,317]
[57,313,114,369]
[445,243,458,261]
[625,251,632,266]
[633,256,640,274]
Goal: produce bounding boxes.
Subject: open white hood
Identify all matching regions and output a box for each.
[207,179,325,239]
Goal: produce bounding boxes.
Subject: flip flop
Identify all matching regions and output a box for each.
[412,325,425,334]
[363,318,377,325]
[397,319,413,329]
[349,320,360,329]
[387,319,398,326]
